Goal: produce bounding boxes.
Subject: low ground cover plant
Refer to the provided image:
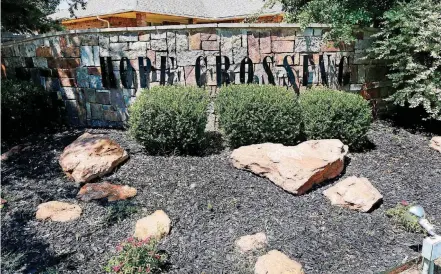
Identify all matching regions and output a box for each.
[386,202,425,234]
[129,86,209,155]
[105,201,138,224]
[216,84,303,148]
[105,237,167,273]
[299,87,372,148]
[1,79,63,143]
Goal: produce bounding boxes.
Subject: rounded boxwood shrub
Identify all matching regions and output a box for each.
[1,79,63,142]
[299,87,372,148]
[216,84,302,148]
[128,86,209,155]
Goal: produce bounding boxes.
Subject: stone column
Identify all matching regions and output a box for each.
[136,13,147,27]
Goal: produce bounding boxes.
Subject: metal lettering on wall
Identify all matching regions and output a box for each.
[8,54,351,88]
[67,54,346,94]
[14,54,348,94]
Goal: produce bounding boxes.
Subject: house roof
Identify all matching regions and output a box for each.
[50,0,283,20]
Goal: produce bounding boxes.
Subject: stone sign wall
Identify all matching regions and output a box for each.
[1,23,391,127]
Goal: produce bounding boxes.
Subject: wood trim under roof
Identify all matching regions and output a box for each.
[61,10,284,25]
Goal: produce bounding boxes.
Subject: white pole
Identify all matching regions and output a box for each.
[421,235,441,274]
[421,257,434,274]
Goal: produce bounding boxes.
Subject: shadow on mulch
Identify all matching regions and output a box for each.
[0,209,75,273]
[126,130,226,157]
[351,139,377,153]
[1,130,83,183]
[409,244,423,253]
[201,131,225,156]
[380,106,441,135]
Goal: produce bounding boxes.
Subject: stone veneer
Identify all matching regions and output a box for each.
[1,23,391,127]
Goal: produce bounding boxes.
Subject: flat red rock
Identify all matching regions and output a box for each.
[77,181,137,202]
[59,133,129,183]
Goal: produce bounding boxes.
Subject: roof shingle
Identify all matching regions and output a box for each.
[50,0,283,20]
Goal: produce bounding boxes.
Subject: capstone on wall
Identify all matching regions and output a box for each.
[1,24,391,127]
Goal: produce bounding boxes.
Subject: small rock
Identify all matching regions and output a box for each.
[323,176,383,212]
[0,198,7,208]
[1,143,31,161]
[77,181,137,202]
[59,133,129,183]
[134,210,171,240]
[36,201,82,222]
[255,250,304,274]
[430,136,441,153]
[235,232,267,253]
[231,140,348,195]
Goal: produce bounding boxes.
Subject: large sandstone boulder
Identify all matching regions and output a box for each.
[134,210,171,240]
[235,232,267,253]
[231,140,348,195]
[77,181,137,202]
[255,250,304,274]
[59,133,129,183]
[323,176,383,212]
[430,136,441,153]
[36,201,82,222]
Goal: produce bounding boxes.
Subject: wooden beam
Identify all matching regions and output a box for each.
[136,12,147,26]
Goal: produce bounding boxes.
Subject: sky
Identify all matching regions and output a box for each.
[57,0,71,10]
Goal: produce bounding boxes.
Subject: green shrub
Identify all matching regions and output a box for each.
[386,203,424,234]
[216,84,302,148]
[1,79,63,142]
[128,86,209,155]
[105,237,167,273]
[299,87,372,148]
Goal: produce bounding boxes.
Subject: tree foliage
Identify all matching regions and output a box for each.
[1,0,60,33]
[280,0,440,120]
[1,0,86,34]
[279,0,402,42]
[370,0,441,120]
